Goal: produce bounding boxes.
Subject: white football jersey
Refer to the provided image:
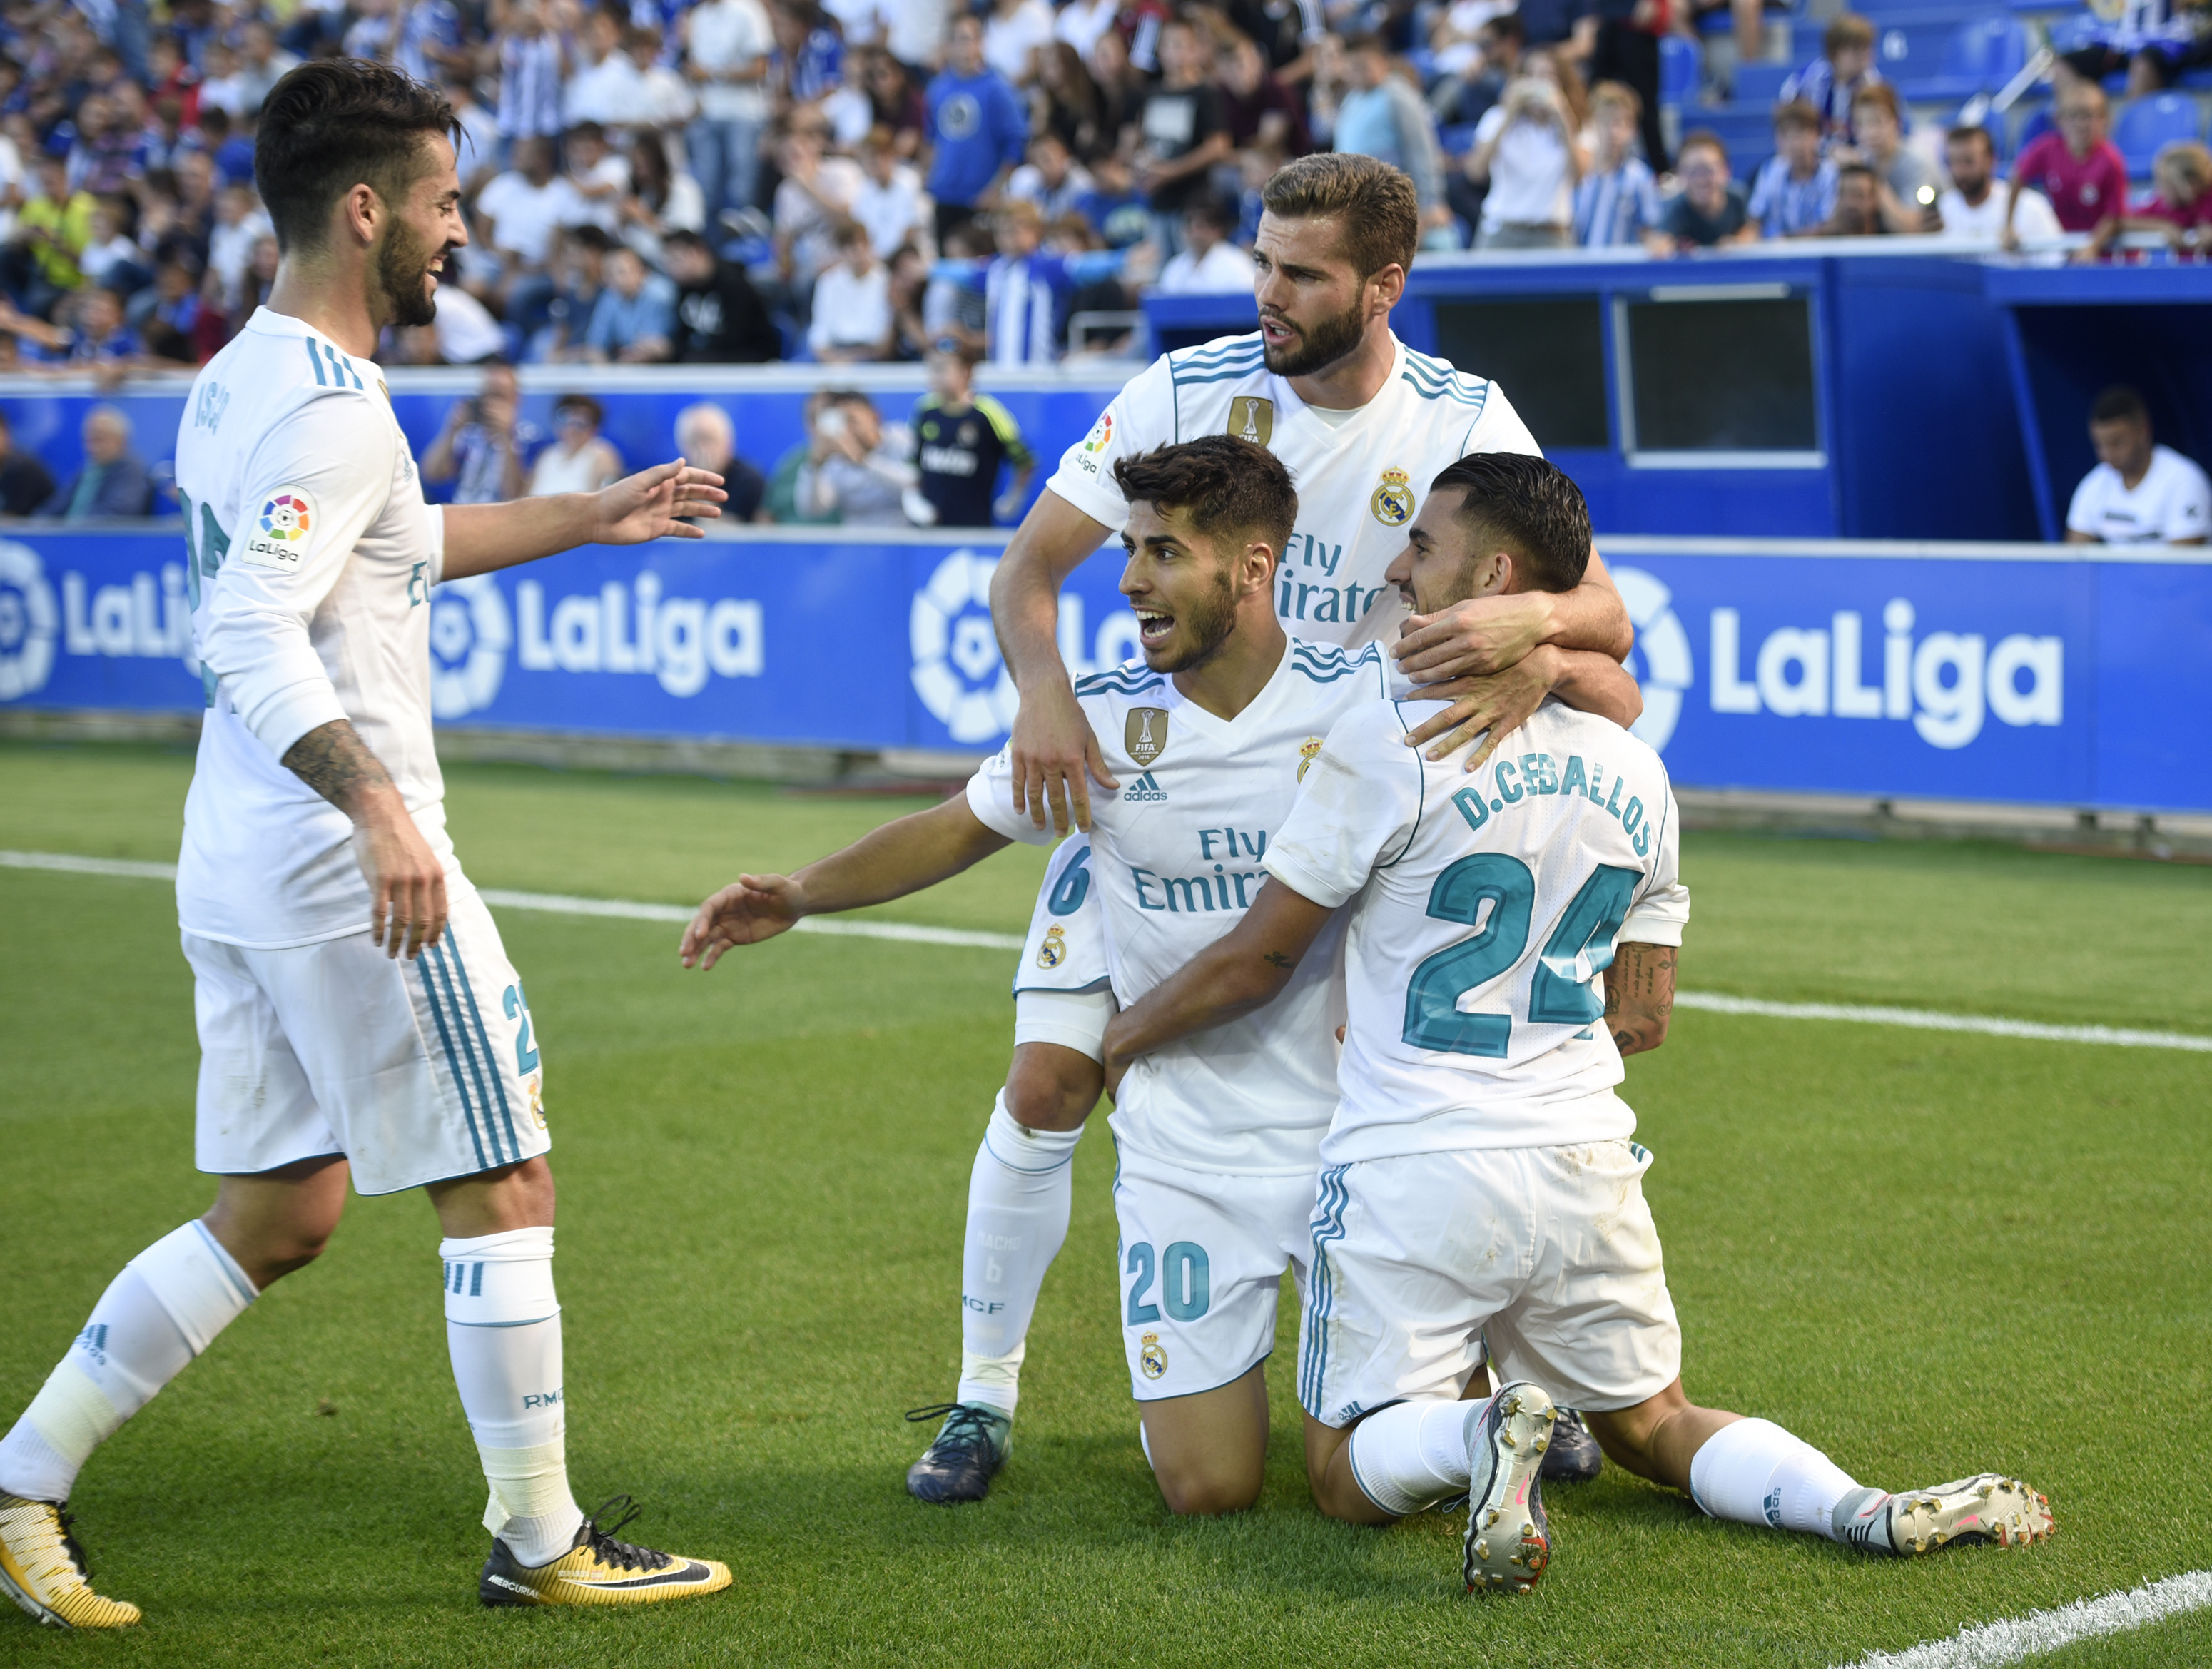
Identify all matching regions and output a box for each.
[1265,697,1691,1165]
[173,308,450,949]
[1044,331,1541,649]
[967,636,1390,1175]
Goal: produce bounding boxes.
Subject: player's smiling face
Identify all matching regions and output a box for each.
[1120,499,1246,675]
[1252,213,1391,380]
[1386,487,1511,617]
[372,133,467,330]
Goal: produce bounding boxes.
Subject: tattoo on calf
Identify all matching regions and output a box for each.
[280,719,395,813]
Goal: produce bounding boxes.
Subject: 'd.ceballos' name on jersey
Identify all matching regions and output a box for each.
[964,638,1389,1177]
[1042,332,1541,650]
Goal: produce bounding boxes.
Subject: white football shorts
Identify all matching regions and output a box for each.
[1300,1139,1683,1426]
[1114,1148,1314,1403]
[1012,836,1113,1061]
[183,882,550,1196]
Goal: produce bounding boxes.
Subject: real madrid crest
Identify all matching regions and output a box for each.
[1036,923,1067,970]
[1140,1331,1168,1379]
[1371,466,1414,526]
[1125,706,1170,766]
[1298,736,1324,781]
[1227,395,1274,447]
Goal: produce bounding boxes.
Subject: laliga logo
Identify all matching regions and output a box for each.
[428,574,512,720]
[912,548,1019,744]
[0,539,59,701]
[1610,566,1693,753]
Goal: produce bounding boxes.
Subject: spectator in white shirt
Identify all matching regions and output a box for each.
[852,126,929,258]
[809,219,896,360]
[1007,131,1094,223]
[984,0,1055,84]
[1937,125,2060,244]
[2065,385,2211,545]
[564,8,641,126]
[475,136,586,271]
[1468,71,1580,248]
[686,0,776,224]
[773,123,863,291]
[562,121,633,233]
[1155,195,1253,293]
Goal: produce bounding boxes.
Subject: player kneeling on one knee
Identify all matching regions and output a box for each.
[1102,452,2055,1586]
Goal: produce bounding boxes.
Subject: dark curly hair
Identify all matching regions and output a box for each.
[255,58,459,253]
[1112,436,1297,560]
[1426,453,1591,593]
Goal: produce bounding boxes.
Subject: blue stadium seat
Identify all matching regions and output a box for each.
[1685,104,1782,178]
[2043,12,2104,54]
[1735,60,1793,104]
[2013,100,2055,153]
[1439,121,1479,156]
[1661,33,1701,106]
[1936,17,2028,92]
[2112,91,2203,176]
[1874,14,2026,101]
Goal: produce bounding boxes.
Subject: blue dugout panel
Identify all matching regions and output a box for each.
[4,525,2205,815]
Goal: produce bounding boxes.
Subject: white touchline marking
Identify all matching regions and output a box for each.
[6,850,2209,1051]
[1835,1570,2212,1669]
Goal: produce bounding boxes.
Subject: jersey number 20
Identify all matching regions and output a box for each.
[1402,857,1640,1056]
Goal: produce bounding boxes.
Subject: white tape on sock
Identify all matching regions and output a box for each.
[439,1227,559,1327]
[4,1360,121,1500]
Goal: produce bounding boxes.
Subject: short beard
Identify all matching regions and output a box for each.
[1148,569,1241,674]
[376,225,440,329]
[1260,293,1368,379]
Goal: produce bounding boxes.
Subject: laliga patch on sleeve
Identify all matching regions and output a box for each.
[238,486,319,572]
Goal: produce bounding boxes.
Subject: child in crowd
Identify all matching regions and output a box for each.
[1573,81,1660,247]
[2006,84,2128,246]
[1780,13,1881,146]
[1842,83,1939,232]
[2094,138,2212,255]
[1072,151,1150,248]
[910,339,1034,527]
[1747,100,1838,238]
[1645,130,1757,252]
[809,218,893,362]
[983,200,1070,365]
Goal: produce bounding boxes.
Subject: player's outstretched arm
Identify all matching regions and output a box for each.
[440,460,729,579]
[1392,544,1634,691]
[283,717,448,960]
[1406,645,1646,772]
[680,796,1012,970]
[1100,878,1338,1094]
[1603,941,1676,1057]
[988,488,1123,835]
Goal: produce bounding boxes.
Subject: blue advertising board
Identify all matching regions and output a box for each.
[2,527,2206,813]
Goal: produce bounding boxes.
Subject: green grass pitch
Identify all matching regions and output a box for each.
[1,739,2208,1668]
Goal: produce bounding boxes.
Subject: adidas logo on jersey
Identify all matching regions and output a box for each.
[1122,771,1167,803]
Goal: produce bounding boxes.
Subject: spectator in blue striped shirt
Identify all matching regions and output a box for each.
[771,0,843,106]
[1747,101,1840,237]
[1573,82,1663,245]
[1778,14,1879,148]
[497,0,567,143]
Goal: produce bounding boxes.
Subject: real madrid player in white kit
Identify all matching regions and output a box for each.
[684,438,1641,1516]
[907,153,1640,1501]
[0,61,731,1628]
[1106,455,2054,1593]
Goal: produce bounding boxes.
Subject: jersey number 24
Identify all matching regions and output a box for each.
[1403,857,1639,1056]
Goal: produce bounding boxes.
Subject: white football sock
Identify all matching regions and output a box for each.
[1688,1416,1862,1540]
[1347,1399,1481,1518]
[441,1227,583,1566]
[954,1095,1080,1416]
[0,1221,255,1503]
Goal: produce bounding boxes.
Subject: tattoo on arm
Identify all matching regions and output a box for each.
[280,719,395,815]
[1262,950,1293,970]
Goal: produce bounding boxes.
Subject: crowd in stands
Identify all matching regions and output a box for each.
[0,0,2198,522]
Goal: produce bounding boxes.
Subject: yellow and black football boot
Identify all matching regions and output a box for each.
[478,1495,731,1608]
[0,1493,141,1628]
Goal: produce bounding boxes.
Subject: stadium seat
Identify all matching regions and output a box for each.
[1735,60,1793,104]
[1661,33,1702,107]
[1874,15,2028,101]
[2013,100,2055,152]
[1686,105,1782,177]
[2113,91,2203,176]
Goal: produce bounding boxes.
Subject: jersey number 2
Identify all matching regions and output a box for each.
[1401,857,1640,1056]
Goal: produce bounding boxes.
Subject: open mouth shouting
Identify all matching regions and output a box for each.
[1135,605,1175,647]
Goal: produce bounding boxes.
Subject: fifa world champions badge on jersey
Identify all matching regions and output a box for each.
[240,485,318,572]
[1140,1331,1167,1379]
[1227,395,1273,447]
[1125,706,1170,766]
[1036,923,1067,970]
[1298,736,1324,781]
[1370,467,1414,527]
